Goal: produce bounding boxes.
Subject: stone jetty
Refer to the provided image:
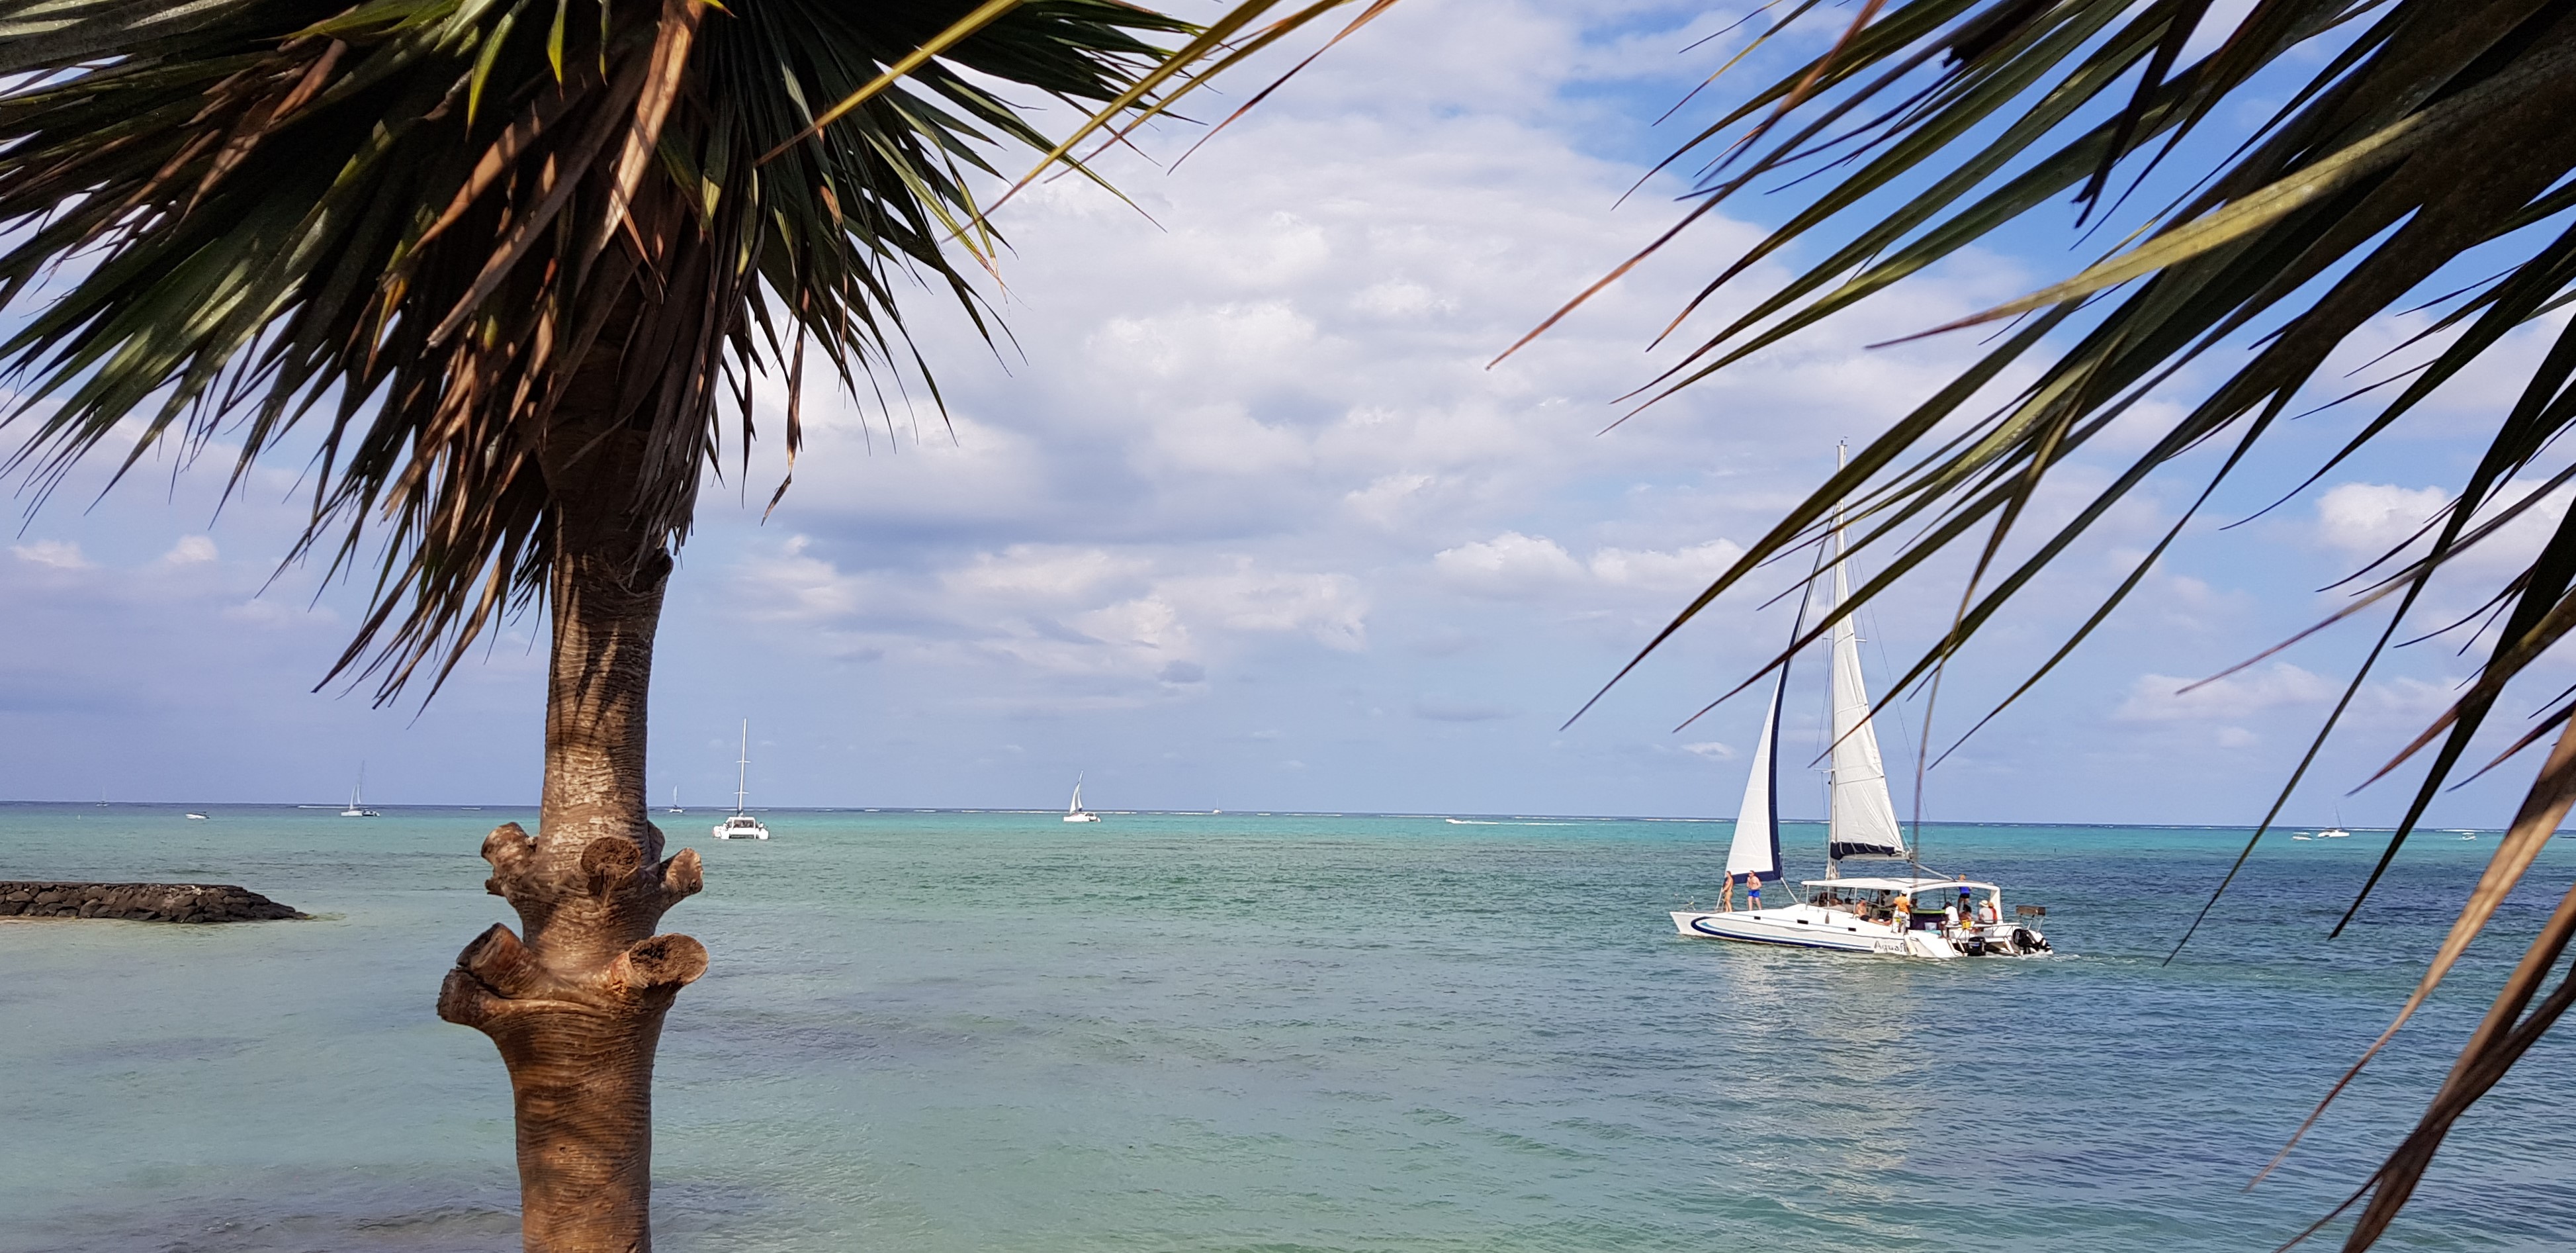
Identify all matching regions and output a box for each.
[0,882,305,923]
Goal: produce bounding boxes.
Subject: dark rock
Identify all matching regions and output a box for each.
[0,882,306,923]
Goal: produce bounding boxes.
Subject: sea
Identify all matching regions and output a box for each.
[3,804,2571,1252]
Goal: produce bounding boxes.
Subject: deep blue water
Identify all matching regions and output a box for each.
[1,806,2569,1251]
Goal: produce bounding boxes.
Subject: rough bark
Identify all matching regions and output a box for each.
[438,308,704,1253]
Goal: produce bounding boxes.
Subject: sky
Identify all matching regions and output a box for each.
[3,0,2571,827]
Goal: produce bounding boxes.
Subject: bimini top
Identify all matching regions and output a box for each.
[1802,876,1998,895]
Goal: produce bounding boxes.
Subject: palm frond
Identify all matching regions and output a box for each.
[0,0,1191,700]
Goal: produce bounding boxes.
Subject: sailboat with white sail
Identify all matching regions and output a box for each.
[1063,773,1101,822]
[712,721,770,841]
[341,765,380,817]
[1670,451,2049,959]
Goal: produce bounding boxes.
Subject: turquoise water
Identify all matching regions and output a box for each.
[2,805,2570,1252]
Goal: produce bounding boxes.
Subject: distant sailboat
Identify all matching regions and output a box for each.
[1063,773,1102,823]
[2318,807,2352,839]
[341,765,380,817]
[712,721,770,840]
[666,786,684,814]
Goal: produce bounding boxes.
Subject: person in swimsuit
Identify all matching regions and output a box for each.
[1746,877,1763,912]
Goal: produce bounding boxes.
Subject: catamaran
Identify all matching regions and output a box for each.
[1670,455,2049,960]
[712,721,770,841]
[1063,773,1101,822]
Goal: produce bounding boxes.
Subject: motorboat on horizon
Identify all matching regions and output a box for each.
[1669,447,2049,960]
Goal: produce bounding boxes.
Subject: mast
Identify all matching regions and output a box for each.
[1826,443,1906,869]
[734,720,749,815]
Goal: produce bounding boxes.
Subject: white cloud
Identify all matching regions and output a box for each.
[10,539,89,569]
[2315,479,2573,580]
[1434,532,1586,598]
[946,545,1149,602]
[1682,741,1738,760]
[1434,532,1748,599]
[1589,539,1746,591]
[1157,564,1369,651]
[2316,483,2450,559]
[159,535,218,566]
[2116,663,2336,722]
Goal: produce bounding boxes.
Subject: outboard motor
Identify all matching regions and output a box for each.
[2010,904,2051,954]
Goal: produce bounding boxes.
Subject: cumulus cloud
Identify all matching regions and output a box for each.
[1589,539,1746,591]
[2115,663,2336,722]
[2315,483,2450,559]
[11,539,88,569]
[2315,479,2573,579]
[726,536,1366,699]
[1433,532,1746,599]
[1434,532,1586,598]
[159,535,218,566]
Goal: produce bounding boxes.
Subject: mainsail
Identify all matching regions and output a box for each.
[1826,512,1906,863]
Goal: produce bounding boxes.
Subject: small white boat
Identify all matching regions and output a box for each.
[1670,451,2048,960]
[341,765,380,817]
[666,786,684,814]
[712,721,770,841]
[185,812,208,821]
[1063,774,1102,823]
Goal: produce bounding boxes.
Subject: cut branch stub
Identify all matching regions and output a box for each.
[608,933,708,1003]
[482,821,536,897]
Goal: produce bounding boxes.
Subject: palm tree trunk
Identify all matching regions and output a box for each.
[437,343,707,1252]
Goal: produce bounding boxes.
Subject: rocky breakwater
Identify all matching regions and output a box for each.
[0,882,306,923]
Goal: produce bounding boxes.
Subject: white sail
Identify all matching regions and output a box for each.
[1726,673,1787,882]
[1068,776,1084,814]
[1828,519,1906,862]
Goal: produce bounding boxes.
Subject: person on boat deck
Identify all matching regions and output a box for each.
[1745,876,1764,911]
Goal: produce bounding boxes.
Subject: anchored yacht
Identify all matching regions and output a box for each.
[1669,450,2049,960]
[713,721,770,841]
[341,765,380,817]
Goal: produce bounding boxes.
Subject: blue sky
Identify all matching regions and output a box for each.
[3,0,2569,827]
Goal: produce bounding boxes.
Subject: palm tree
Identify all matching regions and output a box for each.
[1136,0,2576,1247]
[0,1,1193,1248]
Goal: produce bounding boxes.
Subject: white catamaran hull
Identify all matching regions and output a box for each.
[1671,903,2046,959]
[1671,907,1945,957]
